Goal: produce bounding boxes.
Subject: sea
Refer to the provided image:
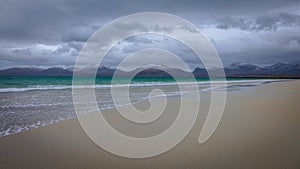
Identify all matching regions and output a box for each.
[0,76,283,137]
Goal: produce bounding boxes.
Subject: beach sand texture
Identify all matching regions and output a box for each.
[0,80,299,169]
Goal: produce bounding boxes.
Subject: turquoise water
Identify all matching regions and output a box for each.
[0,76,201,88]
[0,76,267,89]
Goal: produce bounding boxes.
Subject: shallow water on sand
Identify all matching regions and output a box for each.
[0,76,281,136]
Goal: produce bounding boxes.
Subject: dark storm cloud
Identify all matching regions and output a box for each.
[0,0,299,69]
[61,24,101,42]
[1,0,298,42]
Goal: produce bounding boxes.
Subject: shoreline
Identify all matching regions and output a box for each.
[0,80,299,168]
[0,79,290,138]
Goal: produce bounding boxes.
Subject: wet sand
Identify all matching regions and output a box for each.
[0,80,299,169]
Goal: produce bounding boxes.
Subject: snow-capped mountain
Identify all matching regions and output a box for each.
[265,62,300,70]
[226,62,263,71]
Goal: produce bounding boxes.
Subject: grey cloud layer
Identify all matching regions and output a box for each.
[1,0,298,42]
[0,0,299,69]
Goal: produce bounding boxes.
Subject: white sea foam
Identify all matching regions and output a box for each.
[0,79,279,93]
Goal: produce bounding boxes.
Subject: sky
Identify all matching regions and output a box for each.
[0,0,300,69]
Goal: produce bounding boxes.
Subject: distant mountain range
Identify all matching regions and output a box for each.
[223,62,300,77]
[0,62,299,78]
